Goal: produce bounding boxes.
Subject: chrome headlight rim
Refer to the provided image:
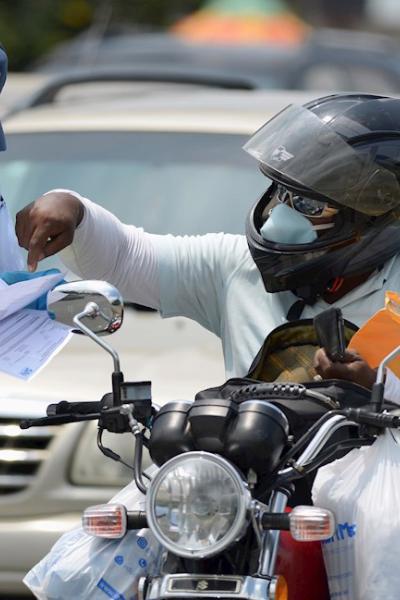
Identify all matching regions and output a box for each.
[146,451,251,559]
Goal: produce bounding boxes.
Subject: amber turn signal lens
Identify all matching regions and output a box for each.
[269,575,288,600]
[82,503,127,539]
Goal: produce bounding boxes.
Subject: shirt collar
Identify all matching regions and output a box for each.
[326,256,397,310]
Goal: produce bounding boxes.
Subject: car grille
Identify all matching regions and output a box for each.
[0,416,56,495]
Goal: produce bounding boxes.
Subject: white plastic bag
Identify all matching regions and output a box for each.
[0,198,25,271]
[312,429,400,600]
[24,470,162,600]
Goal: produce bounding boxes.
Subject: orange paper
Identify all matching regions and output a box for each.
[348,291,400,376]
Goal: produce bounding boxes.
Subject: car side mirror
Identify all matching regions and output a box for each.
[47,280,124,335]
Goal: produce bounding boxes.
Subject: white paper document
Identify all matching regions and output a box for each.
[0,272,65,320]
[0,197,71,380]
[0,308,72,380]
[0,271,72,380]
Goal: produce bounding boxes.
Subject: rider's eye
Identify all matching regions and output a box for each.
[275,186,330,218]
[291,196,327,217]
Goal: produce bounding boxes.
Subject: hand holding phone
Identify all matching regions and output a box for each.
[314,307,346,362]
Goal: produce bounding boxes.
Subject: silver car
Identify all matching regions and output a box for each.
[0,74,314,595]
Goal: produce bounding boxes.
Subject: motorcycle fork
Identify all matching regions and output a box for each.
[257,490,288,578]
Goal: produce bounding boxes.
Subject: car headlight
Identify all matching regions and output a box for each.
[146,451,251,559]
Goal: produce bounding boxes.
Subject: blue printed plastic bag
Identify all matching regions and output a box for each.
[24,469,162,600]
[312,429,400,600]
[25,526,159,600]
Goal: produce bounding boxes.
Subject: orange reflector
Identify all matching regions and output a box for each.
[82,503,127,539]
[289,505,335,541]
[269,575,288,600]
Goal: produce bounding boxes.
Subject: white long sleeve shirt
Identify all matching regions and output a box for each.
[58,191,400,404]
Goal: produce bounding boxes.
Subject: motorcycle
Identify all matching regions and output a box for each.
[21,280,400,600]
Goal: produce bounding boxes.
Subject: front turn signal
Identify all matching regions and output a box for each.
[82,503,127,539]
[289,505,335,541]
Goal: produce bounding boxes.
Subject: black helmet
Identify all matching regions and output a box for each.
[244,93,400,302]
[0,46,6,151]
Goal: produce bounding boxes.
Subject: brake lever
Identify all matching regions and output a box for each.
[20,404,148,431]
[20,412,101,429]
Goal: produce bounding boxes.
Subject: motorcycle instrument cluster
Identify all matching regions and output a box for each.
[149,397,289,475]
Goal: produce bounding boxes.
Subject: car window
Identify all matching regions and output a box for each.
[0,131,266,236]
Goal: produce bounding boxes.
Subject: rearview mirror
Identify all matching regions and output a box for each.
[47,280,124,335]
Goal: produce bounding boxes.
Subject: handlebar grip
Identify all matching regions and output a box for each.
[46,400,102,416]
[345,408,400,429]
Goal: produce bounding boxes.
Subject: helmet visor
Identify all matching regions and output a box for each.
[244,104,400,216]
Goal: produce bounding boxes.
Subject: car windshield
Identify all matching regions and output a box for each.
[0,131,266,235]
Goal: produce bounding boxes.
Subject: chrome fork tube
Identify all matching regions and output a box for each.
[257,490,288,577]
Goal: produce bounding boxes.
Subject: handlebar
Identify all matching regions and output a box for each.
[275,406,400,487]
[20,387,153,432]
[46,400,102,416]
[21,395,400,433]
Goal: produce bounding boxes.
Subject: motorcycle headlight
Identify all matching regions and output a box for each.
[146,451,251,559]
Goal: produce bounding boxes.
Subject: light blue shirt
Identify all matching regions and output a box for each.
[156,232,400,378]
[60,195,400,382]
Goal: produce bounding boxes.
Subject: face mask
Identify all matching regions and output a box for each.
[0,197,25,271]
[260,202,317,245]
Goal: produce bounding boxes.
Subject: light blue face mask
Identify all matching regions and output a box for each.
[260,202,317,245]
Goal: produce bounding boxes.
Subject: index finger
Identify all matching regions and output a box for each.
[28,228,73,272]
[27,226,53,271]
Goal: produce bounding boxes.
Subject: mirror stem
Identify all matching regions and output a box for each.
[74,303,124,405]
[73,302,122,373]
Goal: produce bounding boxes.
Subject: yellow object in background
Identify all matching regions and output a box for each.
[348,291,400,376]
